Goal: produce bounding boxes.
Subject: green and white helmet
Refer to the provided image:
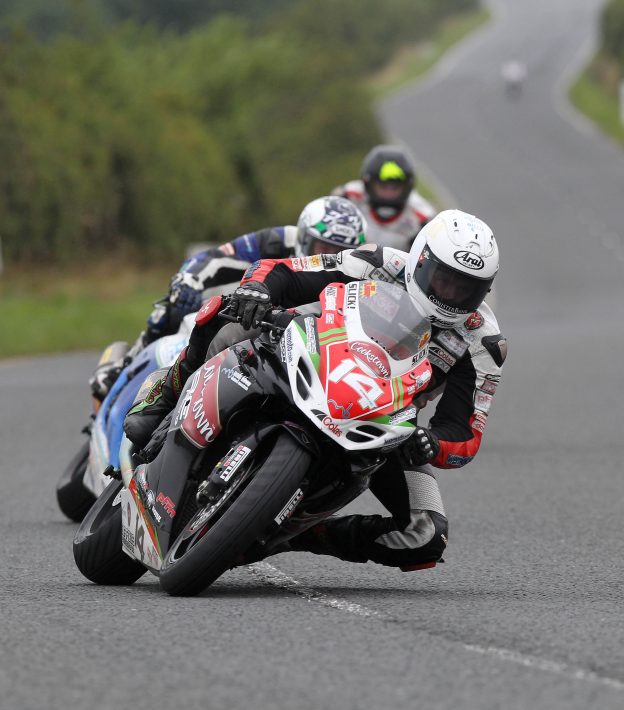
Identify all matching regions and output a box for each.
[295,196,367,257]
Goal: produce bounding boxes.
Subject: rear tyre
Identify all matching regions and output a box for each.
[73,479,146,585]
[159,433,311,597]
[56,440,97,522]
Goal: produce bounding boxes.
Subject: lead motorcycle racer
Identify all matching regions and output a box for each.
[125,209,507,571]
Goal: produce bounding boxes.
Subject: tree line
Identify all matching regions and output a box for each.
[0,0,477,263]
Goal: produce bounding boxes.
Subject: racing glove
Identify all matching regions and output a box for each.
[402,427,440,467]
[230,281,272,330]
[89,362,124,401]
[169,272,204,314]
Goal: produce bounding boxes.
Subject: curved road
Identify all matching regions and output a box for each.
[3,1,624,708]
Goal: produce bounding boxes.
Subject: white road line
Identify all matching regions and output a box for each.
[464,644,624,691]
[248,562,380,618]
[249,562,624,692]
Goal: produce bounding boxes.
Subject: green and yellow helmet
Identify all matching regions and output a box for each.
[361,145,416,219]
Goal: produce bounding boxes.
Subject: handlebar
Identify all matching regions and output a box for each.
[217,302,290,335]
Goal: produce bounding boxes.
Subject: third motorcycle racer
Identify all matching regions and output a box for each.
[332,144,436,252]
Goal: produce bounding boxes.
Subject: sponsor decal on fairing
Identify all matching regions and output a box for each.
[408,367,432,390]
[122,485,163,570]
[284,328,295,364]
[349,341,391,379]
[304,317,318,354]
[221,366,252,391]
[345,282,359,310]
[180,354,226,447]
[388,406,418,425]
[174,369,202,426]
[359,282,377,298]
[156,492,176,519]
[324,286,338,312]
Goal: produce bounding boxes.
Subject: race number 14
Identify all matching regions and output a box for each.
[329,360,383,410]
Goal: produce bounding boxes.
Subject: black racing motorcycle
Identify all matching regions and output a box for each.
[73,281,433,596]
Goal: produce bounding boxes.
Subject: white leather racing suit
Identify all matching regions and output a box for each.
[235,244,507,569]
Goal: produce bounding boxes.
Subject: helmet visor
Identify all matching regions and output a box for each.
[413,249,494,315]
[308,237,346,256]
[367,179,410,212]
[299,227,364,257]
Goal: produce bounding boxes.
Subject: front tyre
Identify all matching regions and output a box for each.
[56,440,97,522]
[159,433,312,597]
[73,479,146,585]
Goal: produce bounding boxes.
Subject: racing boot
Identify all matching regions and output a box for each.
[124,296,224,449]
[289,511,447,570]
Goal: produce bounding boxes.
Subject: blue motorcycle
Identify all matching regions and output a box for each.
[56,315,194,522]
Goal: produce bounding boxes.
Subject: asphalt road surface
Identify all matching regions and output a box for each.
[3,1,624,708]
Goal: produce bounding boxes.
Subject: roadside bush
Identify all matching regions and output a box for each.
[0,1,478,264]
[603,0,624,65]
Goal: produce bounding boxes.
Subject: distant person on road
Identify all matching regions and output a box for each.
[125,209,507,573]
[501,59,527,98]
[332,144,436,252]
[89,197,367,401]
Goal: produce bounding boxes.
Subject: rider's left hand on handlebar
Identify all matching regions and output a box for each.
[230,281,272,329]
[403,427,440,466]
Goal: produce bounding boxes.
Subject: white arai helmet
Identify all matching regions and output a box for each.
[406,209,499,328]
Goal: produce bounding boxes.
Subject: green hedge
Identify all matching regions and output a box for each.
[0,0,477,264]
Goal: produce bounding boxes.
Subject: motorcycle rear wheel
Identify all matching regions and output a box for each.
[73,479,146,585]
[159,432,311,596]
[56,440,97,522]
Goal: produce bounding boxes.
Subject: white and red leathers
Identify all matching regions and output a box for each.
[333,180,436,252]
[226,244,507,570]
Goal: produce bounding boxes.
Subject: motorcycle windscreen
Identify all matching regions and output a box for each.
[356,281,431,362]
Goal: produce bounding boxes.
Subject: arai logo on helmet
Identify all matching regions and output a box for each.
[453,250,484,270]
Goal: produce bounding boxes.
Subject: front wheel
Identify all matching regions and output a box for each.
[73,479,146,585]
[56,440,97,522]
[159,433,312,596]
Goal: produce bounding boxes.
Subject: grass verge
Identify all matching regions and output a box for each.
[569,54,624,144]
[368,6,492,99]
[0,262,171,359]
